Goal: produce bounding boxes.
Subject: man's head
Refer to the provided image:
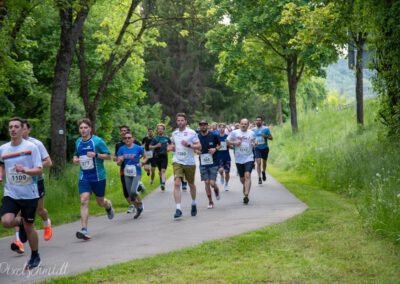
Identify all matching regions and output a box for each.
[218,123,226,134]
[157,123,166,135]
[119,125,130,139]
[255,116,263,127]
[199,119,208,134]
[147,127,154,137]
[211,122,217,131]
[123,131,134,146]
[78,118,92,139]
[21,119,31,139]
[8,117,24,140]
[176,113,187,129]
[239,118,249,131]
[234,123,240,130]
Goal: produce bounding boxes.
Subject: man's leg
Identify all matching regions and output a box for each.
[80,192,90,229]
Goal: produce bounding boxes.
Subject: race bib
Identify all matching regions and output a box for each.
[8,168,33,186]
[256,137,265,145]
[124,165,137,177]
[219,141,227,151]
[200,153,213,165]
[175,148,188,160]
[79,155,94,170]
[146,150,153,159]
[238,143,252,155]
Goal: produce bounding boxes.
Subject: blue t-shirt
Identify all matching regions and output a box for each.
[252,127,271,149]
[117,144,145,176]
[75,135,110,181]
[217,134,231,162]
[198,132,220,167]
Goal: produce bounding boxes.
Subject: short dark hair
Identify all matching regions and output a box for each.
[148,127,154,131]
[78,118,92,128]
[176,113,187,120]
[9,117,25,127]
[22,119,31,129]
[256,115,264,121]
[124,131,133,137]
[119,125,129,130]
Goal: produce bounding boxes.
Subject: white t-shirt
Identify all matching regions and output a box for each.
[27,137,49,181]
[227,129,255,164]
[0,139,42,199]
[171,127,199,166]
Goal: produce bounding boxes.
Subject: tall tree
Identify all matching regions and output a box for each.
[50,0,91,175]
[210,0,339,133]
[75,0,159,130]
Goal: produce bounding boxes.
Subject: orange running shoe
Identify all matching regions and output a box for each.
[44,219,53,241]
[11,240,25,254]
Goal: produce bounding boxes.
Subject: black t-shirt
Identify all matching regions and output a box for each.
[142,136,154,151]
[151,135,171,157]
[198,132,220,167]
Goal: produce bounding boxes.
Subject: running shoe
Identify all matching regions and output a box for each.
[25,254,41,270]
[182,181,188,191]
[207,202,214,209]
[161,184,165,191]
[174,209,183,219]
[258,177,262,185]
[76,228,91,240]
[243,196,249,205]
[214,188,221,200]
[19,221,27,243]
[133,207,143,219]
[224,184,229,191]
[220,175,224,185]
[43,219,53,241]
[106,203,115,220]
[126,205,135,214]
[11,240,24,254]
[191,204,197,216]
[262,171,267,181]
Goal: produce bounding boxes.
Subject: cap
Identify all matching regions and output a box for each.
[199,119,208,125]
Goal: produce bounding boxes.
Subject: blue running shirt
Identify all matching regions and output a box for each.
[75,135,110,181]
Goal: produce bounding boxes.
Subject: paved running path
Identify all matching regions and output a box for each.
[0,162,307,283]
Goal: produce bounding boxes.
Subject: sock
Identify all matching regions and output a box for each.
[43,219,50,227]
[82,227,87,232]
[176,204,181,210]
[31,250,39,258]
[191,200,196,205]
[16,232,20,242]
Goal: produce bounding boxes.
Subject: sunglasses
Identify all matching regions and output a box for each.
[124,137,133,140]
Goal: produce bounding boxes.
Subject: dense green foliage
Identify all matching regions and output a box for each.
[269,100,400,242]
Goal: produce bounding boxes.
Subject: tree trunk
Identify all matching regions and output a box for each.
[355,32,366,126]
[287,58,299,133]
[50,5,88,176]
[276,97,283,125]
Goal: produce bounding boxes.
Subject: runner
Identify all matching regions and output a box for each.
[73,118,114,240]
[252,116,273,184]
[114,125,136,214]
[141,128,156,184]
[217,123,231,191]
[197,120,220,209]
[117,132,147,219]
[0,117,43,269]
[227,118,256,204]
[149,123,171,191]
[169,113,201,219]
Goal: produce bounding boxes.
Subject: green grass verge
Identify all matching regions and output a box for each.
[45,166,400,283]
[0,154,173,237]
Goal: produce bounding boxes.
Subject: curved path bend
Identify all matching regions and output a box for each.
[0,163,307,283]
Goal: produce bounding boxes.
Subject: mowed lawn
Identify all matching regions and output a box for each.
[45,166,400,283]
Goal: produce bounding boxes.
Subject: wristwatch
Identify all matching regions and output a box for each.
[95,153,98,158]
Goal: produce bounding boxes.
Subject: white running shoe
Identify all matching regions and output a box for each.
[224,184,229,191]
[126,205,135,214]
